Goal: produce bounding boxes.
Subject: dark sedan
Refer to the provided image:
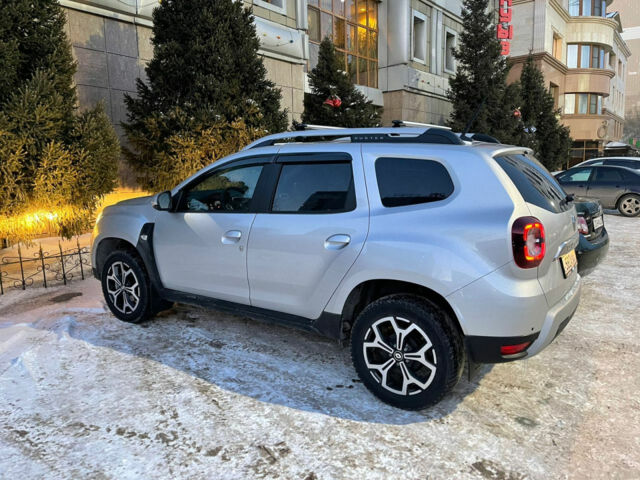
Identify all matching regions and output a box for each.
[555,166,640,217]
[574,198,609,276]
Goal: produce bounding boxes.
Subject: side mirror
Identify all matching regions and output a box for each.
[153,191,173,211]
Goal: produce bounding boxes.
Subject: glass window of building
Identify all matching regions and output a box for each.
[412,11,427,63]
[564,93,603,115]
[445,31,457,73]
[568,0,607,17]
[567,44,605,68]
[308,0,378,88]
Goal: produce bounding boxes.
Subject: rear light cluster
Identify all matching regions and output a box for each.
[512,216,546,268]
[577,216,589,235]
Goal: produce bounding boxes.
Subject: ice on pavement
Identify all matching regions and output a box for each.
[0,215,639,479]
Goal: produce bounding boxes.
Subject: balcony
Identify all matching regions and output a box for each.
[566,16,618,47]
[561,115,609,140]
[65,0,160,19]
[565,68,614,96]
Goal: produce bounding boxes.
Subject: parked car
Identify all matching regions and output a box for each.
[555,165,640,217]
[574,198,609,276]
[92,127,581,410]
[573,157,640,171]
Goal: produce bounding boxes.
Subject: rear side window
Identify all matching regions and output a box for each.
[494,154,569,213]
[272,162,355,213]
[375,157,454,207]
[594,168,624,182]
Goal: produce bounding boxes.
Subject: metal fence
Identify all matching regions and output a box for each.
[0,239,91,295]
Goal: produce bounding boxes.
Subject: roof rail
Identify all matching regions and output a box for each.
[392,120,452,130]
[293,123,346,131]
[243,127,464,150]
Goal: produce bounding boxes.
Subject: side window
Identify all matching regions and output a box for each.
[562,168,592,182]
[179,164,264,212]
[375,157,454,207]
[272,162,355,213]
[594,168,623,182]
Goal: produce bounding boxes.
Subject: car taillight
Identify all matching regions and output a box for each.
[577,216,589,235]
[512,216,546,268]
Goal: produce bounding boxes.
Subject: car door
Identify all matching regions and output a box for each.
[247,146,369,319]
[557,167,593,198]
[586,167,625,209]
[153,156,273,303]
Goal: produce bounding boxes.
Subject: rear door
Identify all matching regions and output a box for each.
[247,145,369,319]
[494,154,579,307]
[586,167,626,209]
[557,167,593,198]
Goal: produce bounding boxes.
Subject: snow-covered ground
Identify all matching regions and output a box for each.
[1,215,638,479]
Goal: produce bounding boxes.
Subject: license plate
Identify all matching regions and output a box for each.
[560,250,578,278]
[593,215,603,230]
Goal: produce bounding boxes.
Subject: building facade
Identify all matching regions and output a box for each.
[614,0,640,124]
[59,0,464,137]
[507,0,631,165]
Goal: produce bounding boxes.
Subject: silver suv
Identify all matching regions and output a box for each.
[92,127,581,410]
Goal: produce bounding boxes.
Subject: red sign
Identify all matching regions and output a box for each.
[497,0,513,56]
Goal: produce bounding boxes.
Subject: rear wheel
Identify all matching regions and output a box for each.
[101,250,169,323]
[618,194,640,217]
[350,295,464,410]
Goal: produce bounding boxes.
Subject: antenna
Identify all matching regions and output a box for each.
[461,98,487,141]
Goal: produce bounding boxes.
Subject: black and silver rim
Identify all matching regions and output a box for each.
[362,316,437,396]
[620,197,640,216]
[106,261,140,314]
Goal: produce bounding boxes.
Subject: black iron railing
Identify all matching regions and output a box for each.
[0,238,91,294]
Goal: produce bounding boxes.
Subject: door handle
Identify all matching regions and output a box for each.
[325,234,351,250]
[222,230,242,244]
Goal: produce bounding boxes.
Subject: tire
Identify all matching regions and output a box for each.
[350,295,464,410]
[101,250,160,323]
[617,194,640,217]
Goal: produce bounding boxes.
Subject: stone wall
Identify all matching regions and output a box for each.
[381,90,452,126]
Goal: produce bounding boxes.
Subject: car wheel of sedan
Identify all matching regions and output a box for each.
[618,194,640,217]
[101,250,156,323]
[350,295,464,410]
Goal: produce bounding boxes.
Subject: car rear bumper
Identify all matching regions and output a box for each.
[456,272,581,363]
[526,273,581,357]
[576,227,609,276]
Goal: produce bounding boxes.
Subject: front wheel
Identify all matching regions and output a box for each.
[101,250,158,323]
[618,194,640,217]
[350,295,464,410]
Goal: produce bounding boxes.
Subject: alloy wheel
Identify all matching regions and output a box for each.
[362,316,437,396]
[621,196,640,216]
[106,261,140,314]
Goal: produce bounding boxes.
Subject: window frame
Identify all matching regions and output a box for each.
[444,28,457,74]
[568,0,606,17]
[564,93,603,115]
[566,43,606,69]
[266,153,357,215]
[307,0,379,88]
[374,156,456,209]
[254,0,287,15]
[412,10,428,64]
[172,156,275,214]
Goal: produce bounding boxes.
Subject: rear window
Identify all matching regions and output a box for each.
[375,157,454,207]
[494,154,569,213]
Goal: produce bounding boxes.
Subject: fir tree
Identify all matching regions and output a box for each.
[302,38,381,127]
[123,0,287,189]
[447,0,521,143]
[519,55,571,170]
[0,0,120,242]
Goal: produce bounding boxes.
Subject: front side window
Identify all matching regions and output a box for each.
[375,157,454,207]
[272,162,355,213]
[561,168,593,182]
[308,0,378,88]
[179,164,264,212]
